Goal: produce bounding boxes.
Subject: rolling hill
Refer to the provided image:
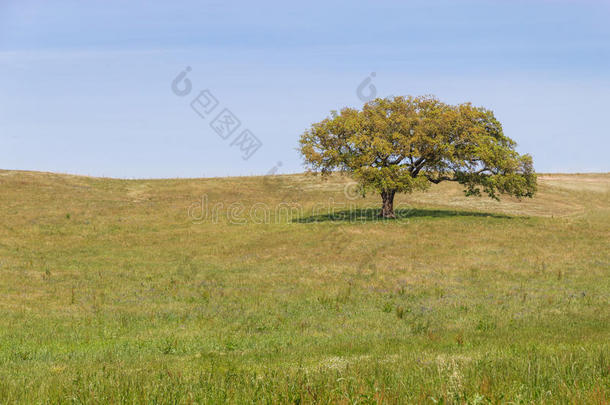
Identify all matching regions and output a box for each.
[0,170,608,403]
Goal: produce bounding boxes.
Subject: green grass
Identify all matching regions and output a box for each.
[0,170,608,404]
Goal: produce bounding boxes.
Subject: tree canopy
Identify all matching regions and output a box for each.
[299,95,536,218]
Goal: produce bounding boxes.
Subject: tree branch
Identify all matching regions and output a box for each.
[389,155,405,165]
[424,174,457,184]
[410,157,427,176]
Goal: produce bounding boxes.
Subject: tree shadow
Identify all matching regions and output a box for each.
[293,207,512,223]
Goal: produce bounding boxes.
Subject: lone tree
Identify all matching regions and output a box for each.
[299,96,536,218]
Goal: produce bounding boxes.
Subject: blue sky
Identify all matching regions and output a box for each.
[1,0,609,178]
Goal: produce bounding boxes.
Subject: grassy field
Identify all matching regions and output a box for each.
[0,170,608,404]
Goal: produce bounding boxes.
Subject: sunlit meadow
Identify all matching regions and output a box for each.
[0,170,608,403]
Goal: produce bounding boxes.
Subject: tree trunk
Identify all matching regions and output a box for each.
[380,189,396,218]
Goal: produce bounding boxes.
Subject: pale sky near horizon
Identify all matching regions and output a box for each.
[1,0,609,178]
